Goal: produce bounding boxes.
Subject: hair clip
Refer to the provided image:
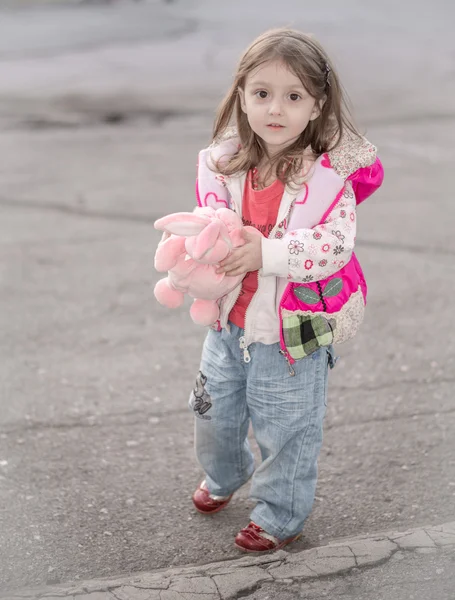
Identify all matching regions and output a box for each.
[325,63,331,88]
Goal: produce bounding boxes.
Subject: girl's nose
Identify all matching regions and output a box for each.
[268,102,283,116]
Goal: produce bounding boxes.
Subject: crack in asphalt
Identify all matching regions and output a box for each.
[3,531,454,599]
[346,546,359,568]
[241,541,402,599]
[211,577,222,600]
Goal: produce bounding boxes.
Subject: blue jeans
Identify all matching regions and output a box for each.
[190,322,335,540]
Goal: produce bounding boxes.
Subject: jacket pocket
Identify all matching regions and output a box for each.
[282,312,335,360]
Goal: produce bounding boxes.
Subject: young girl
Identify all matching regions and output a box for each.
[185,28,384,553]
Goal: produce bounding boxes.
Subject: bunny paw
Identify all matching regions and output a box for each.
[154,278,184,309]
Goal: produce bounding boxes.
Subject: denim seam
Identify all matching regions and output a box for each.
[232,322,247,485]
[236,402,248,487]
[277,422,312,538]
[275,355,325,538]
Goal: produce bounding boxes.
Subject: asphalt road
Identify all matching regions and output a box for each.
[0,0,454,592]
[248,546,455,600]
[0,0,188,60]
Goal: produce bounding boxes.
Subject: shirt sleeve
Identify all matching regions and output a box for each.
[261,180,357,283]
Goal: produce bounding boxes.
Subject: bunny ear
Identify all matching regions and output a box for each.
[191,221,222,260]
[154,212,210,236]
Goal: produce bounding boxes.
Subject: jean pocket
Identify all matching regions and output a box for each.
[282,313,335,361]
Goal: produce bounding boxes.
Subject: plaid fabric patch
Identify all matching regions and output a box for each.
[283,314,334,360]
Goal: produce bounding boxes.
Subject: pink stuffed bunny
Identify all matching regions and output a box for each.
[154,206,258,326]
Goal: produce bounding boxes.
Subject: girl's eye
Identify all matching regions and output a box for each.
[289,93,301,101]
[255,90,268,99]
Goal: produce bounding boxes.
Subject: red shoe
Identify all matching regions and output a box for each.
[235,522,302,553]
[192,480,233,515]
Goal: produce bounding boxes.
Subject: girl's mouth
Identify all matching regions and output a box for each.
[267,124,284,129]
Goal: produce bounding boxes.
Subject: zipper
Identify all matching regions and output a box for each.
[278,279,296,374]
[279,349,295,376]
[241,269,259,350]
[239,335,251,363]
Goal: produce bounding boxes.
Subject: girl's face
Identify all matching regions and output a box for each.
[239,59,321,157]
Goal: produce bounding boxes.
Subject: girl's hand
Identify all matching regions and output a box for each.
[216,229,262,276]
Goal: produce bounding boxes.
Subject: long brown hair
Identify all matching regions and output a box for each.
[212,28,361,184]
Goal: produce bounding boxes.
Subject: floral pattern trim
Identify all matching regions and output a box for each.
[288,240,304,255]
[326,135,377,180]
